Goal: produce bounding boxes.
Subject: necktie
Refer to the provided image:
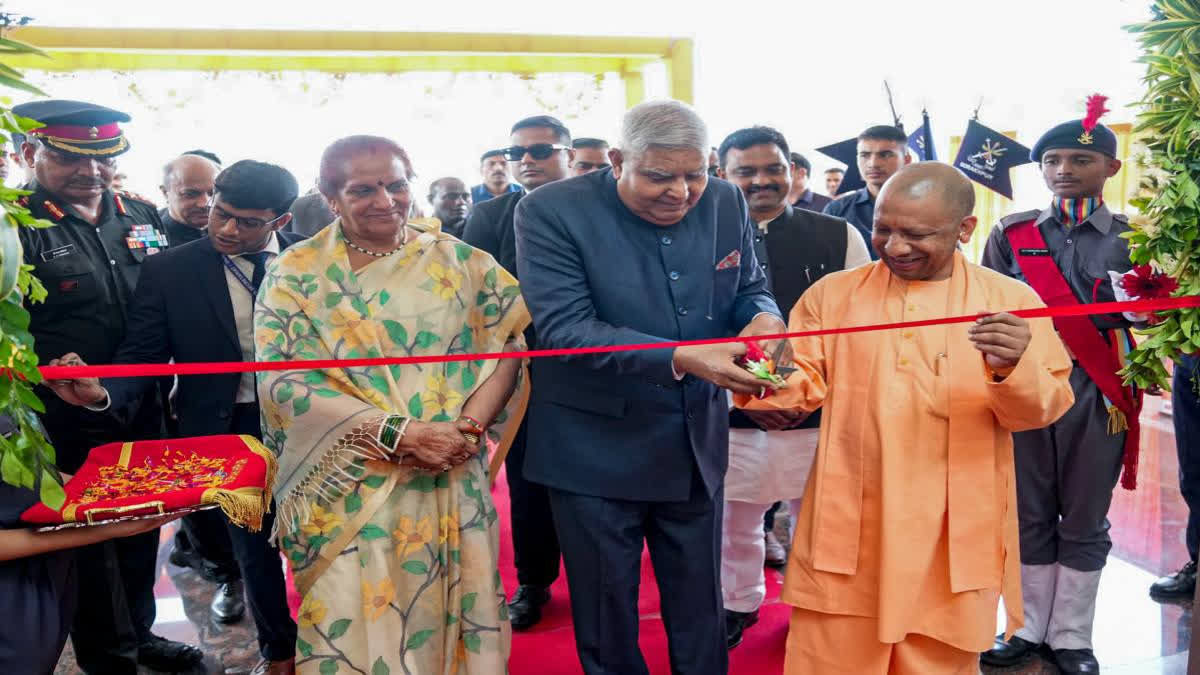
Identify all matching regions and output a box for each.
[243,251,271,293]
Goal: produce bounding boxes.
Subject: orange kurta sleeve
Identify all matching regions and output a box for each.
[984,297,1075,432]
[733,280,828,412]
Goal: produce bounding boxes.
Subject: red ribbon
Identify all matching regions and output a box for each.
[37,296,1200,380]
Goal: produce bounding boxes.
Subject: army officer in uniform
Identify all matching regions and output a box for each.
[13,100,203,674]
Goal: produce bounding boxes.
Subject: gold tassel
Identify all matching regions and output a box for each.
[210,489,268,532]
[1107,405,1128,435]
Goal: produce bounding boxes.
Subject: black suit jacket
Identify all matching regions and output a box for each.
[514,170,781,502]
[103,232,304,437]
[462,190,524,278]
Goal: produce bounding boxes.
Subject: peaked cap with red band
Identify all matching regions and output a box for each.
[1030,93,1117,162]
[12,99,131,158]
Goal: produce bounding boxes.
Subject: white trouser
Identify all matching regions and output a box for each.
[1045,564,1103,650]
[721,497,804,613]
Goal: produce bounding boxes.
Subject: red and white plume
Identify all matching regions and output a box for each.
[1082,94,1110,132]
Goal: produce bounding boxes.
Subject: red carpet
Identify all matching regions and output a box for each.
[286,465,790,673]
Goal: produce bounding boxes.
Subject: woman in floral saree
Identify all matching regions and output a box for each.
[256,136,528,675]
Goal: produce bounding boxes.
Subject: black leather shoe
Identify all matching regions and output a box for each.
[725,608,759,650]
[508,584,550,631]
[980,634,1040,667]
[211,579,246,624]
[1150,560,1196,599]
[137,634,204,671]
[1053,648,1100,674]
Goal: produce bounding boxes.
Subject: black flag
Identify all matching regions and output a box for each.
[951,120,1032,199]
[815,137,864,195]
[907,110,937,161]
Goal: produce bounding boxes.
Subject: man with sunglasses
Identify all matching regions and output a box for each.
[47,159,304,675]
[462,114,575,631]
[10,99,206,675]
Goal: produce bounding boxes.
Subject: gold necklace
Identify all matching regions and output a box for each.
[342,227,409,257]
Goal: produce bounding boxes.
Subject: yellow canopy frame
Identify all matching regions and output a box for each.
[5,27,695,107]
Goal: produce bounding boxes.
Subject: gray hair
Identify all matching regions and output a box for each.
[618,100,709,158]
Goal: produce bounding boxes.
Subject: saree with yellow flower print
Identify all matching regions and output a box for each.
[255,221,529,675]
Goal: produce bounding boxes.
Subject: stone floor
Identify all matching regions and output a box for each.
[54,397,1195,673]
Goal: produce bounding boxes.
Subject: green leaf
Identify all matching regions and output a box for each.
[38,469,64,509]
[484,268,497,289]
[446,612,458,625]
[293,396,311,416]
[290,551,307,563]
[462,476,481,499]
[307,535,330,549]
[372,657,390,675]
[297,638,313,658]
[476,290,488,306]
[501,285,521,299]
[401,560,429,574]
[319,659,339,675]
[327,618,352,640]
[278,382,295,403]
[304,371,325,384]
[483,303,500,317]
[368,374,390,393]
[314,388,341,398]
[408,393,423,418]
[406,629,435,650]
[363,474,387,489]
[359,524,389,540]
[324,292,343,308]
[406,475,436,492]
[456,243,473,262]
[345,492,362,514]
[414,331,440,349]
[380,319,410,348]
[326,264,345,283]
[461,592,477,613]
[464,632,482,654]
[461,367,477,390]
[14,383,42,413]
[430,412,453,423]
[350,296,370,316]
[459,325,473,350]
[379,290,391,306]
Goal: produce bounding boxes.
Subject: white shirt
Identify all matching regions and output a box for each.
[226,233,281,403]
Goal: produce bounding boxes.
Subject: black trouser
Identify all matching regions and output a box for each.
[548,471,727,675]
[1173,355,1200,562]
[1015,366,1126,571]
[177,403,297,660]
[70,530,159,674]
[46,398,163,675]
[506,419,561,588]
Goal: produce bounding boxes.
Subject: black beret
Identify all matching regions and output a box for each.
[1030,119,1117,162]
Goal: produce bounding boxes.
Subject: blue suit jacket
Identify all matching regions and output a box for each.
[514,170,780,502]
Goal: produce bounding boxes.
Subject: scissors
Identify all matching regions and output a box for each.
[770,338,797,377]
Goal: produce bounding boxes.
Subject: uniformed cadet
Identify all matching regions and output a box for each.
[12,99,204,674]
[980,98,1139,675]
[822,124,912,259]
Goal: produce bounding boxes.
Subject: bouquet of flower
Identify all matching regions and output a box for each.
[738,341,790,397]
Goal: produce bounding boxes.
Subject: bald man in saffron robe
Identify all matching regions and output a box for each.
[737,162,1075,674]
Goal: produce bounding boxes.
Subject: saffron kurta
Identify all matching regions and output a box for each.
[738,253,1074,652]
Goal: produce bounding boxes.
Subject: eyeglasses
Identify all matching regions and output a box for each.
[502,144,570,161]
[211,205,286,231]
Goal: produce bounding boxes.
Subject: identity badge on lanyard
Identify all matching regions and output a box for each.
[222,256,257,297]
